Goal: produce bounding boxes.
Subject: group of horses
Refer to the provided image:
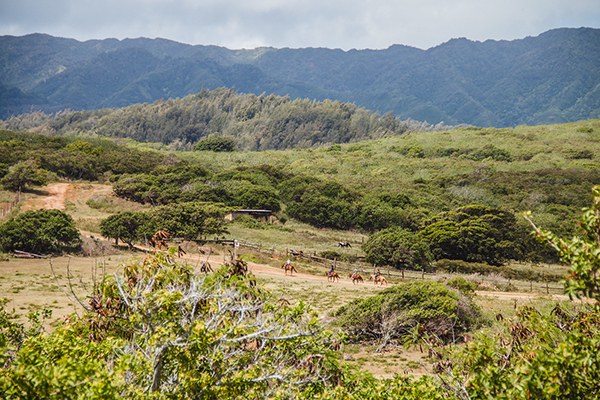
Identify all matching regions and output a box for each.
[330,271,387,286]
[283,263,387,286]
[147,234,387,287]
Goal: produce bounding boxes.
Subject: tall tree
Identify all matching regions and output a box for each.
[0,159,47,192]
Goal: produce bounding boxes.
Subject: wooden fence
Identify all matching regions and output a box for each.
[0,190,20,218]
[206,239,564,295]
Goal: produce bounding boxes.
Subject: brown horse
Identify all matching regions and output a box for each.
[349,272,363,285]
[369,274,388,287]
[282,264,298,276]
[326,271,340,282]
[199,261,213,274]
[150,230,170,249]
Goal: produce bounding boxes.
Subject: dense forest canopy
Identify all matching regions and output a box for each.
[0,89,409,151]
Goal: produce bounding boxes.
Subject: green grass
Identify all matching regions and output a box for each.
[180,120,600,191]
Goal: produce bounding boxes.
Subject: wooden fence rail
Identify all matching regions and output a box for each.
[219,239,565,294]
[0,190,20,218]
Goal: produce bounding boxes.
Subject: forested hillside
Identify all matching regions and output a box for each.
[0,88,409,150]
[1,28,599,126]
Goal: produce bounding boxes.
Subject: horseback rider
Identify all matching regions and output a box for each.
[285,259,291,268]
[329,264,335,277]
[352,268,359,279]
[374,268,381,279]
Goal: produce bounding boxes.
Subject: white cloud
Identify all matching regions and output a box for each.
[0,0,598,49]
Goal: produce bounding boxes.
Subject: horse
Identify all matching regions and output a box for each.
[326,271,340,282]
[369,274,388,287]
[338,241,352,248]
[150,230,170,249]
[283,264,298,276]
[349,272,363,285]
[199,261,213,274]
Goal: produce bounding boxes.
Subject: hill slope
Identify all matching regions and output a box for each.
[1,28,599,127]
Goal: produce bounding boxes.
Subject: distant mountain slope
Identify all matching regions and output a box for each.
[1,28,599,127]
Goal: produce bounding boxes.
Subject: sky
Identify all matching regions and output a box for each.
[1,0,599,50]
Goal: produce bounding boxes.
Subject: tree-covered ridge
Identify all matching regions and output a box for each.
[1,28,599,127]
[0,88,408,151]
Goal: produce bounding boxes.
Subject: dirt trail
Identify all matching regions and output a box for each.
[22,182,70,211]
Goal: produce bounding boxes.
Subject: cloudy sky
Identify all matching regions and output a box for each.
[1,0,599,50]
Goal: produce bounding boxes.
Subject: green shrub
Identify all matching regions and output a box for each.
[446,277,478,295]
[0,209,81,254]
[334,281,483,342]
[232,215,266,230]
[193,136,236,152]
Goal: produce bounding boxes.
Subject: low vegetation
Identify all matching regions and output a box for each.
[334,281,483,345]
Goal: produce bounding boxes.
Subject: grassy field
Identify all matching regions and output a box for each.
[177,120,600,188]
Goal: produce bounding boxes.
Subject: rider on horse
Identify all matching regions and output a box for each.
[352,268,359,279]
[374,268,381,279]
[329,264,335,277]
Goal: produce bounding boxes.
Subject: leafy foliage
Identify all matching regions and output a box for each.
[525,185,600,303]
[0,159,47,191]
[419,205,523,266]
[99,211,149,246]
[0,253,346,398]
[193,136,236,152]
[2,89,410,151]
[334,281,482,342]
[0,209,81,254]
[457,304,600,400]
[141,201,234,240]
[362,227,432,269]
[0,130,167,181]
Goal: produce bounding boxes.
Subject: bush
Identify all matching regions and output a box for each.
[363,227,432,269]
[193,136,236,152]
[0,209,81,254]
[334,281,483,343]
[0,253,345,398]
[446,277,478,295]
[419,205,521,266]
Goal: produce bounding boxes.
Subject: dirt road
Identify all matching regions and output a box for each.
[22,182,70,211]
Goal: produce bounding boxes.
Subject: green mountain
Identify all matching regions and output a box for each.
[1,28,599,126]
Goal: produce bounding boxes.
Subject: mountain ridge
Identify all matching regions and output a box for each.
[1,28,599,127]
